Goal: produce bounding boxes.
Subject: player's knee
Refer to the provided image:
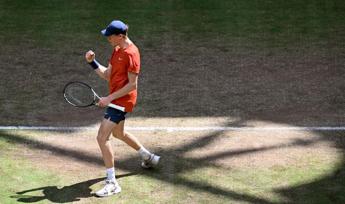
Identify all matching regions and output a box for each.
[97,132,109,144]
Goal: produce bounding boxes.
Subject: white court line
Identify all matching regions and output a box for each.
[0,126,345,131]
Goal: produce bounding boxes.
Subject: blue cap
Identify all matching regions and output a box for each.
[101,20,128,36]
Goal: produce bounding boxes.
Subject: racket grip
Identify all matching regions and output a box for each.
[108,103,125,112]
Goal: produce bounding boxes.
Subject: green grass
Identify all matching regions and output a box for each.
[1,0,344,49]
[0,0,344,126]
[1,131,344,204]
[0,0,344,202]
[0,156,62,203]
[0,137,65,204]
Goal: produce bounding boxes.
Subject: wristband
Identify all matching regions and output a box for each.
[88,59,100,69]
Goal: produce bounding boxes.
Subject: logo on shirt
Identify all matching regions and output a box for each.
[118,57,123,61]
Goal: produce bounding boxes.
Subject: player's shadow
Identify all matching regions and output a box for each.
[1,126,275,204]
[2,124,345,204]
[10,173,135,203]
[116,121,337,204]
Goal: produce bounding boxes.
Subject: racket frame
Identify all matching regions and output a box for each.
[63,81,125,112]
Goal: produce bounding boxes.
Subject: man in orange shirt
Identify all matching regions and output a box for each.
[85,20,160,197]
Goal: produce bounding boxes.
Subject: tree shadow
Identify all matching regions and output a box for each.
[274,131,345,204]
[3,120,342,203]
[10,173,136,203]
[0,1,344,203]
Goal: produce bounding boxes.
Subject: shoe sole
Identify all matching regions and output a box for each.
[142,155,160,169]
[95,187,121,197]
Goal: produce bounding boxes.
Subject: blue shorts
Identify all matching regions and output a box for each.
[104,107,127,124]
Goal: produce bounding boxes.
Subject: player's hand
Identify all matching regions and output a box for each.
[97,96,112,107]
[85,50,96,63]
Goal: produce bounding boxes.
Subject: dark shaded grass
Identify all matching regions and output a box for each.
[0,0,344,126]
[1,1,344,203]
[1,129,345,203]
[1,0,344,46]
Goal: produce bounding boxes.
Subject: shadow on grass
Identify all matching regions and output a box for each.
[10,173,135,203]
[0,0,344,203]
[274,131,345,204]
[2,123,344,203]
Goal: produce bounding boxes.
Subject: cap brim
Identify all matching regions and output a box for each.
[101,29,109,36]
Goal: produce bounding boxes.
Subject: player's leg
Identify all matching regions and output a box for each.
[112,120,160,168]
[112,120,141,150]
[97,119,116,168]
[95,118,121,197]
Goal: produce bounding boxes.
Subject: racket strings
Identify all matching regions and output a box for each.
[64,83,95,107]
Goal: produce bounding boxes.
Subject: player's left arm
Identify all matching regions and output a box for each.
[97,72,138,107]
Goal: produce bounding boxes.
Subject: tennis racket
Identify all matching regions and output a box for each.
[63,81,125,112]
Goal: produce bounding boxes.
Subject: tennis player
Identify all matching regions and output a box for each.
[85,20,160,197]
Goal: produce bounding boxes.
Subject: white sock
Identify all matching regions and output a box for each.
[106,167,116,182]
[138,147,151,160]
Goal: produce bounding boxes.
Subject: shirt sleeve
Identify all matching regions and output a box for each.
[127,53,140,74]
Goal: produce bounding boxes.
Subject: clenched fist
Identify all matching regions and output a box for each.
[85,50,96,63]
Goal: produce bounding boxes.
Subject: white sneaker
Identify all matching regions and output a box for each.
[95,180,121,197]
[141,154,160,169]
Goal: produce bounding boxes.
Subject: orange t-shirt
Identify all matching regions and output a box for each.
[109,43,140,112]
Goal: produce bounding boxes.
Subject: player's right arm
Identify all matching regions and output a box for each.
[85,50,111,81]
[94,63,111,81]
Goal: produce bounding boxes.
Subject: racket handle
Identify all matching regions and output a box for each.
[108,103,126,112]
